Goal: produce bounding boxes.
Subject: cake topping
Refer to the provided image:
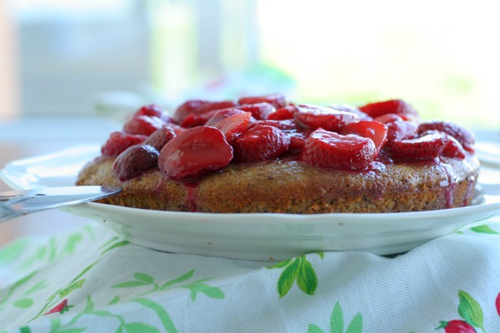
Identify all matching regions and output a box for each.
[301,129,377,170]
[101,131,147,157]
[113,144,159,182]
[102,94,475,182]
[158,126,233,181]
[233,124,290,162]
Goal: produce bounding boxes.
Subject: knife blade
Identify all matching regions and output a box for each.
[0,186,121,223]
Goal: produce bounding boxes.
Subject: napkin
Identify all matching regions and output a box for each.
[1,221,499,333]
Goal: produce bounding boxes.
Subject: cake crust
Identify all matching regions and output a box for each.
[77,154,479,213]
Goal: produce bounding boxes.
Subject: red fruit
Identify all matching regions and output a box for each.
[238,93,287,109]
[180,111,217,128]
[329,104,372,120]
[144,125,176,151]
[374,113,404,123]
[359,99,419,121]
[233,125,290,162]
[268,106,297,120]
[436,320,477,333]
[173,99,237,123]
[159,126,233,180]
[496,292,500,317]
[253,119,299,131]
[113,144,159,182]
[386,120,418,143]
[136,104,172,122]
[421,130,466,159]
[123,115,165,135]
[44,299,73,315]
[287,131,309,153]
[101,131,147,157]
[235,103,276,120]
[294,104,360,132]
[173,99,209,123]
[340,120,388,153]
[418,121,475,152]
[390,132,449,161]
[301,129,377,170]
[205,109,252,143]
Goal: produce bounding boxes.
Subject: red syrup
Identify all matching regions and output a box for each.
[437,157,458,209]
[183,182,199,212]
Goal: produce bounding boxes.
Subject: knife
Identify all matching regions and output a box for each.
[0,186,121,223]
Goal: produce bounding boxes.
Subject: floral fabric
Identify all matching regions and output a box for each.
[1,221,499,333]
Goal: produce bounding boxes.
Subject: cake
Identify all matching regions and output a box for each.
[77,94,480,213]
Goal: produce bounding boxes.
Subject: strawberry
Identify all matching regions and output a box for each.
[389,132,449,161]
[159,126,233,180]
[301,128,377,170]
[113,144,159,182]
[123,114,165,135]
[386,120,418,143]
[180,111,218,128]
[233,124,290,162]
[340,121,388,153]
[238,93,287,109]
[418,121,475,152]
[359,99,420,121]
[287,130,309,153]
[205,109,252,143]
[436,320,477,333]
[268,106,297,120]
[329,104,372,120]
[374,113,404,123]
[173,99,237,124]
[235,103,276,120]
[101,131,147,157]
[144,125,177,151]
[252,119,299,131]
[136,104,172,122]
[420,130,466,159]
[44,299,73,315]
[294,104,360,132]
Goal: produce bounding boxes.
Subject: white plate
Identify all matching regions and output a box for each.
[2,145,500,261]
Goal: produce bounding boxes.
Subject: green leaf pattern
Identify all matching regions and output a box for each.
[2,222,499,332]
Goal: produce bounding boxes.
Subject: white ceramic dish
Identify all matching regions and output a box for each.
[2,145,500,261]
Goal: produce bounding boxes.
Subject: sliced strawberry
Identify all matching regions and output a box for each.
[294,104,360,132]
[238,93,287,109]
[180,111,217,128]
[173,99,209,123]
[374,113,404,123]
[173,99,237,124]
[267,106,297,120]
[136,104,172,122]
[113,144,159,182]
[287,131,309,153]
[205,109,252,143]
[144,125,177,151]
[101,131,147,157]
[235,103,276,120]
[301,129,377,170]
[329,104,372,120]
[123,115,165,135]
[420,130,466,159]
[386,120,418,143]
[159,126,233,180]
[389,132,449,161]
[252,119,299,131]
[359,99,419,121]
[418,121,475,152]
[340,121,388,153]
[233,124,290,162]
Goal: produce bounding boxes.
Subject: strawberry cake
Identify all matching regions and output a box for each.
[77,94,480,213]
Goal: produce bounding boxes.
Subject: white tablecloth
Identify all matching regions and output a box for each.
[1,220,499,333]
